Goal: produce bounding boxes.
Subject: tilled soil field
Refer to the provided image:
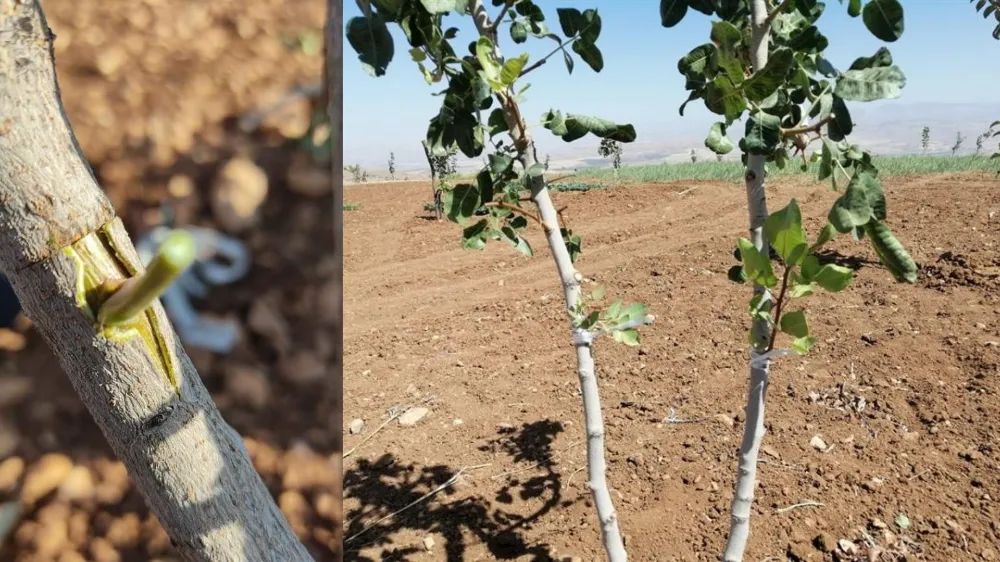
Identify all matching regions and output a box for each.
[0,1,341,561]
[343,173,999,561]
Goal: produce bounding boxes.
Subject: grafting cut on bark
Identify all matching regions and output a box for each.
[723,1,773,560]
[0,3,311,561]
[469,2,628,560]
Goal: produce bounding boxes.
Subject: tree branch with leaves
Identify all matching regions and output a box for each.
[661,0,917,559]
[347,1,652,560]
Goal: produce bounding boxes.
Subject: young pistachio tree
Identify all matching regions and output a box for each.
[347,1,650,559]
[660,0,918,559]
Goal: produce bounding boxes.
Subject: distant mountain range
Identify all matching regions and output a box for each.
[346,102,1000,181]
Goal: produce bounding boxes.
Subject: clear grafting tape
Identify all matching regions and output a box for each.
[749,347,799,368]
[572,328,594,346]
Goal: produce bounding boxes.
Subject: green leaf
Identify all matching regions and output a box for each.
[541,110,637,143]
[818,140,834,181]
[487,108,508,136]
[849,46,893,71]
[500,226,533,256]
[764,199,809,265]
[865,220,918,283]
[475,36,500,83]
[787,25,829,53]
[705,122,735,155]
[835,66,906,102]
[678,43,716,78]
[743,48,794,102]
[792,336,816,354]
[688,0,715,16]
[461,219,490,250]
[813,264,854,292]
[710,21,742,53]
[510,20,529,43]
[853,170,887,221]
[500,53,529,86]
[813,223,838,249]
[561,228,582,263]
[862,0,904,42]
[488,153,513,175]
[660,0,688,27]
[444,184,481,223]
[613,328,640,346]
[789,283,814,298]
[737,238,778,288]
[606,299,623,320]
[419,0,468,14]
[705,76,747,121]
[800,254,821,281]
[622,303,648,322]
[744,112,781,155]
[556,8,601,43]
[848,0,862,17]
[828,180,872,233]
[592,285,606,301]
[526,163,545,177]
[573,39,604,72]
[476,169,494,205]
[346,14,395,77]
[780,310,809,338]
[828,95,853,141]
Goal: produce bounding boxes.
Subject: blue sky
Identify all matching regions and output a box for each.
[344,2,1000,171]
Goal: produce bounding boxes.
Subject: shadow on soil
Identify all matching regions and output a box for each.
[343,420,576,562]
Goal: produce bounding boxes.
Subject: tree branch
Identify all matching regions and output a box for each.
[763,0,793,26]
[490,0,514,34]
[781,115,834,138]
[0,3,311,560]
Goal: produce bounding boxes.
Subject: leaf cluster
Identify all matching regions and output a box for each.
[664,0,918,286]
[573,285,649,346]
[972,0,1000,40]
[734,199,854,354]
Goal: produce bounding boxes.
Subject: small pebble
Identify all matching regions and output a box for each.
[348,418,365,435]
[398,407,430,427]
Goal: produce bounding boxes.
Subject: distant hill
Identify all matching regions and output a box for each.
[345,102,1000,181]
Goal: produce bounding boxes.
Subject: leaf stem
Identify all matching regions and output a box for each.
[780,115,834,137]
[519,21,596,78]
[484,201,542,226]
[765,263,793,352]
[489,0,515,34]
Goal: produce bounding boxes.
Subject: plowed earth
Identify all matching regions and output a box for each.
[344,174,999,561]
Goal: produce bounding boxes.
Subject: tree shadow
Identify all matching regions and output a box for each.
[814,249,877,271]
[343,420,575,562]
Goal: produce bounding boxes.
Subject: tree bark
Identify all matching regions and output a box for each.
[0,3,311,561]
[722,1,772,560]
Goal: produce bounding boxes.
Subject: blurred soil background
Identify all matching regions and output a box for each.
[0,1,341,561]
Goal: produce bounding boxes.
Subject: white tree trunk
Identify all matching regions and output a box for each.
[0,3,311,561]
[469,2,627,560]
[722,1,773,560]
